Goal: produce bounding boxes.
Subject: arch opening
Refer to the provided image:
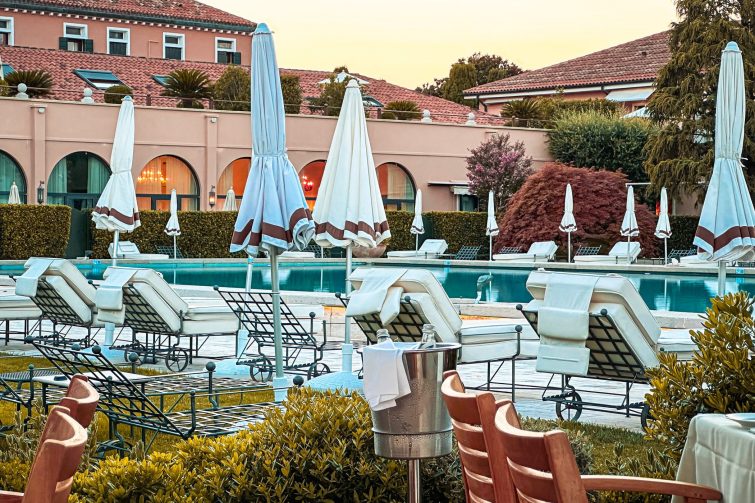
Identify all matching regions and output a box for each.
[136,155,200,211]
[48,151,111,209]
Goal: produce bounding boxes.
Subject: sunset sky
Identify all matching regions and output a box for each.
[204,0,679,89]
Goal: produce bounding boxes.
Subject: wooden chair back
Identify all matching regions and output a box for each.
[59,374,99,428]
[23,406,88,503]
[441,371,516,503]
[480,399,587,503]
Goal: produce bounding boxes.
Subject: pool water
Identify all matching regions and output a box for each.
[1,261,748,313]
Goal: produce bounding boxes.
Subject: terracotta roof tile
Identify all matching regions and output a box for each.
[6,0,256,30]
[0,45,504,124]
[465,31,670,96]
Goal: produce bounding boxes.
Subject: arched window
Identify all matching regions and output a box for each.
[217,157,250,206]
[0,151,26,203]
[136,155,200,210]
[376,162,415,211]
[48,152,111,209]
[299,160,326,210]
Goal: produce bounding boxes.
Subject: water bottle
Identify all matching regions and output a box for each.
[420,324,437,347]
[376,329,391,344]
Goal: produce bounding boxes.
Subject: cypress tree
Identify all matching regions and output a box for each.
[644,0,755,199]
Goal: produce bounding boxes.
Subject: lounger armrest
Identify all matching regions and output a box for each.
[0,491,24,502]
[581,475,722,501]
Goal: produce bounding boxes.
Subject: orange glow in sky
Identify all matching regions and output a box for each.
[204,0,678,89]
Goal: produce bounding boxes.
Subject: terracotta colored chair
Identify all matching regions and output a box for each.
[440,370,516,503]
[476,395,723,503]
[0,406,88,503]
[59,375,99,428]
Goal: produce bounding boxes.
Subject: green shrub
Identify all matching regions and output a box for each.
[382,100,421,121]
[548,110,657,183]
[104,84,133,104]
[425,211,488,254]
[280,74,302,114]
[384,211,415,251]
[537,96,624,120]
[600,443,678,503]
[214,66,250,111]
[645,292,755,461]
[0,205,70,259]
[666,216,698,252]
[3,69,53,98]
[0,77,8,97]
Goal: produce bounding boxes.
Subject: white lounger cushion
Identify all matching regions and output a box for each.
[386,239,448,258]
[22,258,97,306]
[493,241,558,262]
[108,241,169,260]
[103,267,189,314]
[0,294,42,319]
[573,241,641,263]
[280,251,315,259]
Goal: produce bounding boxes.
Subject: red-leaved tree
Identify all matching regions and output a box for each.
[466,133,533,212]
[495,163,659,257]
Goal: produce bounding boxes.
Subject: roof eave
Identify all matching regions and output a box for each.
[463,78,657,99]
[3,1,257,32]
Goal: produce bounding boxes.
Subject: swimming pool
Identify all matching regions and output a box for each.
[1,261,747,313]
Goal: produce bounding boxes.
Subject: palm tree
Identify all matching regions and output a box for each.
[161,69,213,109]
[501,99,543,127]
[4,69,53,98]
[381,100,421,120]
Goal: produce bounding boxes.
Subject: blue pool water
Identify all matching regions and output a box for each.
[1,261,748,313]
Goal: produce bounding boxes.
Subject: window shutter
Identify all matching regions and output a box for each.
[232,52,241,65]
[84,39,94,53]
[59,37,68,50]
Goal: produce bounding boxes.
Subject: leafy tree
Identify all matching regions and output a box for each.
[442,62,477,104]
[213,65,250,111]
[308,73,350,116]
[280,74,302,114]
[548,110,658,183]
[466,133,533,212]
[415,78,447,98]
[4,69,53,98]
[381,100,421,120]
[161,68,212,109]
[104,84,132,104]
[467,52,522,85]
[496,163,659,257]
[644,0,755,199]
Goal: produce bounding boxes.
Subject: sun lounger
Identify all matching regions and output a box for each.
[386,239,448,259]
[15,258,108,347]
[573,241,641,264]
[0,291,42,344]
[108,241,169,261]
[493,241,558,262]
[518,269,696,425]
[96,267,241,371]
[279,251,316,258]
[343,267,539,398]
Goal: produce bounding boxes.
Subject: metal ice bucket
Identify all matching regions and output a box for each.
[371,342,460,459]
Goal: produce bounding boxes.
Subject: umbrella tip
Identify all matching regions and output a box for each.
[122,95,132,102]
[724,41,740,52]
[255,23,271,34]
[346,79,360,88]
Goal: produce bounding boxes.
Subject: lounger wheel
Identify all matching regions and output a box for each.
[165,347,189,372]
[555,390,583,422]
[640,403,653,431]
[306,362,330,380]
[249,356,273,382]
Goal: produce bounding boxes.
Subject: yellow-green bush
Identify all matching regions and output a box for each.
[0,205,71,259]
[425,211,488,254]
[645,292,755,460]
[384,210,415,251]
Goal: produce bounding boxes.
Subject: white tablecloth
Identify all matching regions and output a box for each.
[674,414,755,503]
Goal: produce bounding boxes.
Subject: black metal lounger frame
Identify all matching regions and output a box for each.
[32,342,277,452]
[1,318,43,345]
[216,288,341,381]
[112,283,238,371]
[155,245,184,259]
[338,294,532,401]
[452,246,482,261]
[575,246,601,256]
[518,305,652,427]
[0,354,64,431]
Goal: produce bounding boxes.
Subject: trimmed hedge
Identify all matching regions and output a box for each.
[667,216,698,252]
[0,205,71,259]
[90,210,489,258]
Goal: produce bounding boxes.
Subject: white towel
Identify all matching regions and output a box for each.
[15,258,55,298]
[346,268,406,319]
[95,267,137,311]
[362,341,411,411]
[536,273,598,376]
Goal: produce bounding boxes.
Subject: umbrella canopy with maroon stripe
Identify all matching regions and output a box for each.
[92,96,140,233]
[620,186,638,237]
[693,41,755,263]
[230,23,314,257]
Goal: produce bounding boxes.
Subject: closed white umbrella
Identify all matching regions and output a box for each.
[92,95,139,266]
[7,181,21,204]
[164,189,180,259]
[230,23,314,397]
[693,41,755,295]
[620,186,638,265]
[559,183,577,262]
[312,78,390,372]
[485,190,499,260]
[410,189,424,252]
[655,187,671,264]
[222,189,237,211]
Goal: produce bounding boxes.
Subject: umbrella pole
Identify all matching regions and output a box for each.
[664,238,668,265]
[104,230,120,349]
[112,230,120,267]
[568,233,571,263]
[173,235,177,260]
[270,252,287,401]
[489,235,492,261]
[415,234,419,253]
[627,235,631,265]
[245,257,253,293]
[342,245,353,373]
[718,261,726,297]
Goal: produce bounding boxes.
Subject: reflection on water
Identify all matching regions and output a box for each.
[3,261,752,313]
